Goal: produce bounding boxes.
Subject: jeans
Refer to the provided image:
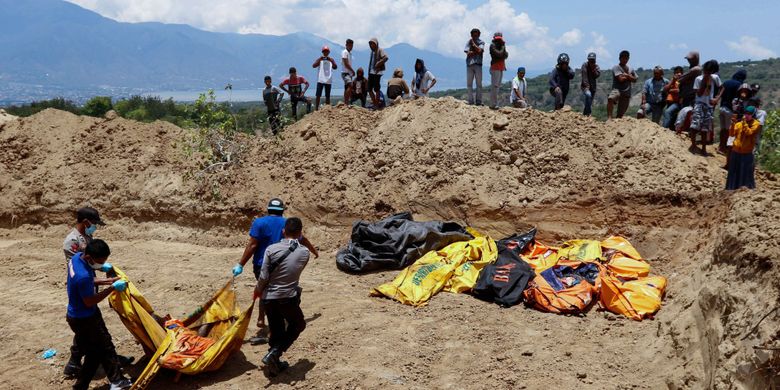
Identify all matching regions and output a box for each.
[466,65,483,105]
[582,90,594,116]
[490,69,503,107]
[263,296,306,354]
[663,103,681,129]
[67,312,125,390]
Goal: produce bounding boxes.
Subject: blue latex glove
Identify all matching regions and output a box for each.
[112,280,128,292]
[232,264,243,277]
[100,262,113,272]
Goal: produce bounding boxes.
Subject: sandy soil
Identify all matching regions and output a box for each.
[0,100,778,389]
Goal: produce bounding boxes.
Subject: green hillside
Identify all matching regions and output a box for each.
[432,58,780,117]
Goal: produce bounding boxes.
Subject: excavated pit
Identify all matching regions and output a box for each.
[0,100,777,388]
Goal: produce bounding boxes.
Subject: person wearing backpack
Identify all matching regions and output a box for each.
[255,217,311,376]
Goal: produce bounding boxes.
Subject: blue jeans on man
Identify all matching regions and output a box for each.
[663,103,681,130]
[582,89,594,116]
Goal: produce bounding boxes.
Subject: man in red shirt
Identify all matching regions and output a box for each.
[279,67,312,120]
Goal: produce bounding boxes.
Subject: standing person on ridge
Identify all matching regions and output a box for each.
[549,53,575,110]
[717,69,747,154]
[312,45,337,110]
[464,28,485,105]
[411,58,436,98]
[689,60,723,156]
[607,50,638,119]
[262,75,285,135]
[489,32,508,109]
[231,198,318,345]
[678,51,702,108]
[256,217,311,376]
[725,105,760,190]
[341,39,356,105]
[279,67,312,120]
[367,38,389,109]
[580,52,600,116]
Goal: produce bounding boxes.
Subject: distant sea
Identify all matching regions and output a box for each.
[145,88,345,102]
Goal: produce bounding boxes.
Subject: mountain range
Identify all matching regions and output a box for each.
[0,0,470,102]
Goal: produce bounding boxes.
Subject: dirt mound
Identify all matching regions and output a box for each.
[0,109,17,124]
[0,99,778,388]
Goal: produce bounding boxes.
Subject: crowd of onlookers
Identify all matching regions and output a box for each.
[260,29,766,190]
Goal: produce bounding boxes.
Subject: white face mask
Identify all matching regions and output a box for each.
[88,260,103,270]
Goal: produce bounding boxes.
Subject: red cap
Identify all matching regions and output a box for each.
[322,45,330,52]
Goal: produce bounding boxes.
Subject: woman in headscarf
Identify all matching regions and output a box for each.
[411,58,437,98]
[386,68,410,102]
[725,105,760,190]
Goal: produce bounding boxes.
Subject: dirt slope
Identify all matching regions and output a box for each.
[0,99,777,389]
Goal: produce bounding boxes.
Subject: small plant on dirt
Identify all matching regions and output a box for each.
[179,90,247,200]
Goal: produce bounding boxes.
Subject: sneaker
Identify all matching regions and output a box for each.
[63,361,81,377]
[109,378,133,390]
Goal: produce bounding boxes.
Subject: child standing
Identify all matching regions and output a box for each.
[689,60,723,155]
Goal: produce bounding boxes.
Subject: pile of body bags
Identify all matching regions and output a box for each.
[336,212,667,320]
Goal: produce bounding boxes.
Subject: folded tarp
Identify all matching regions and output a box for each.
[336,211,473,273]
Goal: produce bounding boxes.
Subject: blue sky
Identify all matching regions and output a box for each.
[69,0,779,70]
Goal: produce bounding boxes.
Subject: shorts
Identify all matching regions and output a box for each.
[690,103,713,132]
[368,73,382,92]
[341,72,354,85]
[608,89,629,103]
[315,82,331,98]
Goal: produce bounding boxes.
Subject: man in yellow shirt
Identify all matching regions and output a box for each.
[726,106,760,190]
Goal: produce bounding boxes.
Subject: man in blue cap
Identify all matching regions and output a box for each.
[231,198,318,344]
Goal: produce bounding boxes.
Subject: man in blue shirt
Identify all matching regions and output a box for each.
[231,198,318,344]
[66,239,132,390]
[638,66,670,124]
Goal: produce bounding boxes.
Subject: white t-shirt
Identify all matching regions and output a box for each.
[317,58,334,84]
[693,74,722,107]
[341,49,354,75]
[63,228,91,261]
[510,76,527,103]
[756,110,767,126]
[675,106,694,129]
[412,71,435,96]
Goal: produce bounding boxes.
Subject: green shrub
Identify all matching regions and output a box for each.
[5,97,80,117]
[82,96,113,117]
[758,110,780,173]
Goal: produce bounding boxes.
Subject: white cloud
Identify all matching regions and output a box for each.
[725,36,777,59]
[67,0,596,67]
[585,32,610,61]
[557,29,582,46]
[669,43,688,50]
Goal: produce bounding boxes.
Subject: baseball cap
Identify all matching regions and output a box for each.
[493,32,503,41]
[587,52,596,60]
[745,106,756,114]
[76,207,106,225]
[321,45,330,52]
[267,198,286,212]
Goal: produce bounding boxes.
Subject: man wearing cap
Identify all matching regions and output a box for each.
[232,198,318,344]
[581,52,601,116]
[510,67,528,108]
[678,51,702,108]
[312,45,338,110]
[489,32,508,109]
[464,28,485,105]
[67,239,133,390]
[638,66,670,124]
[62,208,134,378]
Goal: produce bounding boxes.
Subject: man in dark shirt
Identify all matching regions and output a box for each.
[607,50,638,119]
[255,217,311,376]
[678,51,702,108]
[262,76,285,135]
[718,69,747,153]
[581,52,601,116]
[549,53,575,110]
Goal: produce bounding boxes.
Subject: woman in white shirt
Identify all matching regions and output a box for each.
[411,58,437,98]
